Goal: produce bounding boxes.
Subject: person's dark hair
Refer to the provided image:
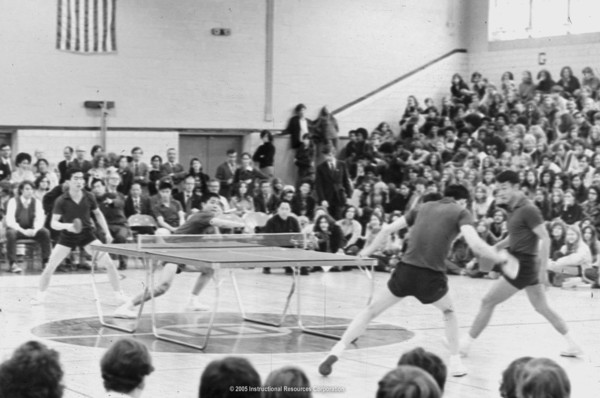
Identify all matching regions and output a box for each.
[150,154,162,163]
[101,338,154,394]
[294,103,306,114]
[241,152,252,159]
[0,143,10,151]
[226,148,236,155]
[443,184,471,202]
[518,358,570,398]
[91,178,105,188]
[376,365,441,398]
[91,145,103,157]
[277,199,291,208]
[64,145,74,154]
[158,180,173,191]
[0,341,64,398]
[131,146,143,154]
[15,152,32,166]
[17,180,36,195]
[499,356,533,398]
[34,174,50,189]
[314,214,336,233]
[35,158,49,168]
[398,347,447,391]
[496,170,520,185]
[201,192,221,204]
[260,130,274,142]
[264,366,311,398]
[199,356,261,398]
[65,166,84,181]
[321,145,335,155]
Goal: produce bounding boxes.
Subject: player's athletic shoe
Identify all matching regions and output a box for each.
[560,345,584,357]
[318,354,338,376]
[185,300,209,311]
[449,355,468,377]
[113,304,138,319]
[10,263,23,274]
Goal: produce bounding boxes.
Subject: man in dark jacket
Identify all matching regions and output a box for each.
[315,146,353,220]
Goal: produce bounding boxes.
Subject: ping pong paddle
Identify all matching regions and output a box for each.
[71,218,83,234]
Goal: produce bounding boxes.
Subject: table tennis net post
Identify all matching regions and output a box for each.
[136,232,308,250]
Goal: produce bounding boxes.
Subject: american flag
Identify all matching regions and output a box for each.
[56,0,117,54]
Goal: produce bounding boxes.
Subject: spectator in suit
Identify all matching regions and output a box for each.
[160,148,186,193]
[252,130,276,178]
[0,143,12,182]
[57,146,74,184]
[124,182,152,218]
[215,149,238,200]
[254,179,279,214]
[5,180,51,273]
[283,103,310,150]
[234,152,268,195]
[92,178,131,270]
[130,146,150,192]
[72,146,93,178]
[116,156,134,197]
[100,338,154,398]
[315,146,353,220]
[173,176,202,218]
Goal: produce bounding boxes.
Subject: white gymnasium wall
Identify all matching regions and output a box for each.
[0,0,465,132]
[335,53,469,135]
[465,1,600,88]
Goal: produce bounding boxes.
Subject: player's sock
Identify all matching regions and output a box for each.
[459,335,475,357]
[448,354,468,377]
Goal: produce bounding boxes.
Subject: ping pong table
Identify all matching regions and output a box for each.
[90,233,377,350]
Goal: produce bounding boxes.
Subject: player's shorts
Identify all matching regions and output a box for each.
[57,229,97,250]
[504,251,539,290]
[387,262,448,304]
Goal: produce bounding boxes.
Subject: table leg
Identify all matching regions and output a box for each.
[91,251,149,333]
[231,269,295,327]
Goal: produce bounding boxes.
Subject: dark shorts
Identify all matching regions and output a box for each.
[57,229,97,250]
[504,251,539,290]
[387,262,448,304]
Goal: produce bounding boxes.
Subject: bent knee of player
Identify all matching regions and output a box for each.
[202,267,215,276]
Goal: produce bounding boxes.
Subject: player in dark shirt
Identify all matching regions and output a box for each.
[114,193,249,318]
[461,170,583,358]
[318,185,505,378]
[31,167,126,305]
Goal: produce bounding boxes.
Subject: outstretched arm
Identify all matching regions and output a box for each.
[359,216,407,257]
[460,224,503,262]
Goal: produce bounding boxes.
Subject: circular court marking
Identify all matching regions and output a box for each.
[32,312,414,354]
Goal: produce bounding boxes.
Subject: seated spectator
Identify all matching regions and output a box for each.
[187,157,210,196]
[130,147,150,193]
[124,182,153,218]
[533,187,551,221]
[234,152,268,195]
[398,347,447,392]
[153,180,185,234]
[376,365,441,398]
[174,175,202,218]
[280,185,295,203]
[11,152,36,184]
[581,225,600,287]
[336,205,363,255]
[34,174,51,202]
[148,155,163,196]
[499,356,533,398]
[5,180,51,273]
[263,200,303,275]
[207,180,231,212]
[254,179,279,214]
[0,340,64,398]
[560,189,583,225]
[548,188,564,221]
[116,155,134,196]
[548,225,592,287]
[229,182,255,216]
[100,338,154,398]
[464,219,499,279]
[549,219,567,258]
[313,214,345,272]
[35,158,59,188]
[88,155,109,188]
[517,358,570,398]
[471,184,493,220]
[199,357,261,398]
[263,366,312,398]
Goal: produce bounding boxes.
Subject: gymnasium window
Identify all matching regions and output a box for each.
[488,0,599,41]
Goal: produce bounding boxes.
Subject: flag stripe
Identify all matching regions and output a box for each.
[56,0,116,54]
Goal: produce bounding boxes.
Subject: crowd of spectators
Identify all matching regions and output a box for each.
[0,338,574,398]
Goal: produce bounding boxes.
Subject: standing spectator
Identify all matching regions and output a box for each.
[72,146,93,178]
[199,357,261,398]
[100,338,154,398]
[11,152,36,184]
[148,155,163,197]
[294,133,315,182]
[263,200,303,275]
[252,130,276,178]
[92,178,131,270]
[130,146,150,192]
[0,341,64,398]
[283,103,310,150]
[315,146,352,220]
[187,158,210,196]
[233,152,268,195]
[160,148,187,193]
[173,175,202,217]
[314,106,339,150]
[5,180,51,273]
[152,181,185,234]
[57,146,74,184]
[214,149,238,199]
[0,143,12,182]
[124,182,152,218]
[254,179,279,214]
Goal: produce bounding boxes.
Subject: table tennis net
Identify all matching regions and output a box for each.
[136,233,308,249]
